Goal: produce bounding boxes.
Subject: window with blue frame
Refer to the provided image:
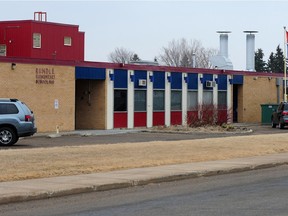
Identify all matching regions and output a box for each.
[171,90,182,111]
[153,90,165,111]
[187,90,198,111]
[153,72,165,111]
[114,90,127,112]
[203,90,213,105]
[218,91,227,109]
[134,90,146,111]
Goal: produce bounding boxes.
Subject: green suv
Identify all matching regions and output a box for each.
[0,99,37,145]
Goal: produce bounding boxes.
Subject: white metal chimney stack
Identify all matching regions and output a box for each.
[217,31,231,58]
[244,31,258,71]
[210,31,233,70]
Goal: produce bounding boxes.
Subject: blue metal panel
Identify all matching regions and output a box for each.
[76,67,106,80]
[202,74,213,90]
[114,69,128,89]
[217,75,227,90]
[187,73,198,90]
[153,71,165,89]
[171,72,182,90]
[134,70,147,89]
[232,75,243,85]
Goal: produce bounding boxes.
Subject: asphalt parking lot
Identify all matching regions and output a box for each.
[1,123,287,150]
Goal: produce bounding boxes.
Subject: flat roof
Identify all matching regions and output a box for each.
[0,19,80,28]
[0,56,283,78]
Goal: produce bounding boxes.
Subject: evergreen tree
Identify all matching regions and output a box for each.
[267,52,275,72]
[255,48,267,72]
[131,53,140,62]
[274,45,284,73]
[267,45,284,73]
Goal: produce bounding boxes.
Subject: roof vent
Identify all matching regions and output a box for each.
[244,31,258,71]
[34,12,47,22]
[210,31,233,70]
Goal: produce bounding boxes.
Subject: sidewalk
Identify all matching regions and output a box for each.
[1,153,288,205]
[34,128,142,138]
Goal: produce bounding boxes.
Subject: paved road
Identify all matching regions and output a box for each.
[1,124,287,149]
[1,165,287,216]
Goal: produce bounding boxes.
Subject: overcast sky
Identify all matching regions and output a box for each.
[0,0,287,70]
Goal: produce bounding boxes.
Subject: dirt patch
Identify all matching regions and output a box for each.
[1,133,288,182]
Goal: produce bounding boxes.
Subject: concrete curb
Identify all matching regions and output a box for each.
[32,129,142,138]
[0,153,288,205]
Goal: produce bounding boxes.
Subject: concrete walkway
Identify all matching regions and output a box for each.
[34,128,142,138]
[1,153,288,205]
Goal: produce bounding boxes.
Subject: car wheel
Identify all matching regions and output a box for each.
[0,127,18,146]
[279,123,285,129]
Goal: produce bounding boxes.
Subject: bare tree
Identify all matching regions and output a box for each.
[158,38,217,68]
[108,47,135,63]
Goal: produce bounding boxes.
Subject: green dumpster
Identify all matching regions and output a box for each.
[261,104,279,125]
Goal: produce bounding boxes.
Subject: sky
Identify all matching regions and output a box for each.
[0,0,288,70]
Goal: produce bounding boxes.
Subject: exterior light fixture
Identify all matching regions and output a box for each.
[109,70,114,81]
[167,75,171,83]
[11,63,16,70]
[129,71,134,82]
[184,74,188,83]
[149,71,153,82]
[199,74,203,83]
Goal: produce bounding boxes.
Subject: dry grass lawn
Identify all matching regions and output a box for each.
[1,133,288,182]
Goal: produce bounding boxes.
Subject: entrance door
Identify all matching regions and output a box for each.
[233,85,238,122]
[75,79,106,129]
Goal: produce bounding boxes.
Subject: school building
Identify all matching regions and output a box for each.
[0,14,284,132]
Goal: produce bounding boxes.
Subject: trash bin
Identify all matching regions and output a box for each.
[261,104,278,125]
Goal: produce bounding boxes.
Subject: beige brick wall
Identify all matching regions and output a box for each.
[2,61,283,129]
[0,62,75,132]
[75,80,106,129]
[238,75,281,123]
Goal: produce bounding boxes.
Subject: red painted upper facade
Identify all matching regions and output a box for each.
[0,19,84,61]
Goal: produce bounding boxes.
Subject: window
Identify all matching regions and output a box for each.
[134,90,146,111]
[114,90,127,111]
[218,91,227,109]
[0,45,6,56]
[171,91,182,111]
[203,91,213,105]
[187,91,198,111]
[33,33,41,48]
[64,37,72,46]
[0,104,19,114]
[153,90,164,111]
